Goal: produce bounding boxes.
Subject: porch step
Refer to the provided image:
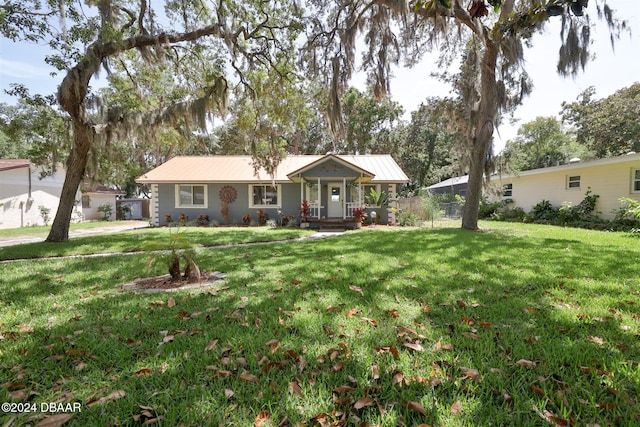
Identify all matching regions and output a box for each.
[318,218,347,232]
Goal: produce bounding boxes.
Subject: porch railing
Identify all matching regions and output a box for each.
[309,201,321,218]
[346,202,359,218]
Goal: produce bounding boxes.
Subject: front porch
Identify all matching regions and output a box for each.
[288,154,375,221]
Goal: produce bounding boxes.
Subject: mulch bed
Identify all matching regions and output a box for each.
[122,271,227,293]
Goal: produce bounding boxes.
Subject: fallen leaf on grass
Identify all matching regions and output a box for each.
[531,384,545,396]
[515,359,536,368]
[204,339,218,351]
[134,367,153,376]
[33,413,74,427]
[361,317,378,327]
[240,372,259,383]
[289,382,304,398]
[334,385,355,394]
[460,367,481,382]
[406,400,427,415]
[345,308,358,317]
[451,400,462,415]
[349,285,364,296]
[371,364,380,380]
[254,410,271,426]
[403,342,424,352]
[587,336,604,346]
[434,340,454,351]
[265,339,280,354]
[354,397,375,409]
[86,390,126,407]
[392,371,404,386]
[167,297,176,308]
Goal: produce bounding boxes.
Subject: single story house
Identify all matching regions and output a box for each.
[489,153,640,220]
[427,175,468,197]
[136,154,409,226]
[82,184,126,221]
[0,159,83,229]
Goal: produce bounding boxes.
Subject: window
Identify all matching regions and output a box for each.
[351,184,380,204]
[633,169,640,193]
[176,184,207,208]
[250,184,280,208]
[305,184,318,203]
[502,183,513,197]
[567,175,581,189]
[81,195,91,208]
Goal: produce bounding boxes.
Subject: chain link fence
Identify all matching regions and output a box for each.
[397,196,464,223]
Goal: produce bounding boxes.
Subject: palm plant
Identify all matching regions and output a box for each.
[365,188,388,224]
[144,225,201,283]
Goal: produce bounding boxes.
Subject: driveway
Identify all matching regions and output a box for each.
[0,220,150,247]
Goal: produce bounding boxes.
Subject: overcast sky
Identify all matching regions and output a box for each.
[1,2,638,153]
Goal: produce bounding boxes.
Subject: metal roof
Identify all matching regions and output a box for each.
[0,159,30,172]
[136,155,409,184]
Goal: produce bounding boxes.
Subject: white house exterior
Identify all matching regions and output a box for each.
[489,153,640,220]
[82,185,126,221]
[0,159,83,229]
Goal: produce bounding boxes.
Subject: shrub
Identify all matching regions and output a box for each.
[530,200,558,222]
[397,211,423,227]
[492,207,526,222]
[97,203,114,221]
[478,198,503,219]
[615,197,640,220]
[196,214,210,226]
[38,205,51,226]
[257,210,269,226]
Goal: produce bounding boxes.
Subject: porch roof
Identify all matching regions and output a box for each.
[286,154,375,183]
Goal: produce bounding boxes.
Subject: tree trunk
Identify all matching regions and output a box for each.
[461,40,499,231]
[45,122,94,242]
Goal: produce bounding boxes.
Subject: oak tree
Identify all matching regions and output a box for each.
[303,0,626,230]
[1,0,303,241]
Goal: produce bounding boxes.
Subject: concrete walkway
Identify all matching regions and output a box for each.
[0,220,150,247]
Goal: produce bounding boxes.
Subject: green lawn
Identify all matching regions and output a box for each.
[1,223,639,426]
[0,226,315,261]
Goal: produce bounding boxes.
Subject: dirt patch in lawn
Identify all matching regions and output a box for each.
[122,271,227,293]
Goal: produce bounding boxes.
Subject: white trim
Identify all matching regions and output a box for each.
[175,184,208,208]
[632,168,640,194]
[249,184,281,208]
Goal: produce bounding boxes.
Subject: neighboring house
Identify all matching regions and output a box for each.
[427,175,468,197]
[116,198,151,220]
[136,154,409,226]
[81,185,126,221]
[489,153,640,220]
[0,159,83,229]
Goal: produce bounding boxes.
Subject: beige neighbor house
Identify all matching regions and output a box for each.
[0,159,83,229]
[136,154,409,227]
[489,153,640,220]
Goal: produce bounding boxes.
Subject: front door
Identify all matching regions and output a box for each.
[327,182,343,218]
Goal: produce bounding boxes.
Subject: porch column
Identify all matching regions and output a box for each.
[317,177,321,219]
[299,178,303,203]
[342,177,346,219]
[359,174,363,207]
